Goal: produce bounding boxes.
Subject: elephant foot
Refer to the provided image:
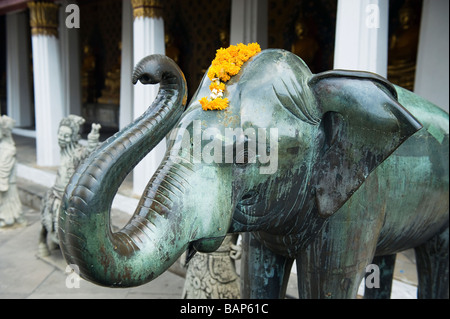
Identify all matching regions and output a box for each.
[37,242,50,257]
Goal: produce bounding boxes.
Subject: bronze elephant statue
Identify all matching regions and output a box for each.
[59,48,448,299]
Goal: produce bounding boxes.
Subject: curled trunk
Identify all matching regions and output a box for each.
[58,55,188,287]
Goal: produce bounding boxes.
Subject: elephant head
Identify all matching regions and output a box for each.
[59,49,421,287]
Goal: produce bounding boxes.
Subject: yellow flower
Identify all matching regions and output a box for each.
[200,43,261,111]
[200,97,229,111]
[209,81,226,92]
[199,97,210,109]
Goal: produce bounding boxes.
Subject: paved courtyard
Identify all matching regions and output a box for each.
[0,207,186,299]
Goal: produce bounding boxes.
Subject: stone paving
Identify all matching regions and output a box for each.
[0,207,186,299]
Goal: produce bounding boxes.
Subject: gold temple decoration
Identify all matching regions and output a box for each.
[81,44,96,103]
[388,0,421,91]
[98,42,122,105]
[165,33,180,64]
[290,18,319,67]
[28,1,60,37]
[131,0,163,19]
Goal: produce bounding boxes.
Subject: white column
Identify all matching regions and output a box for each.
[28,1,65,166]
[6,11,33,127]
[414,0,449,112]
[120,0,134,130]
[59,0,81,116]
[131,0,165,195]
[230,0,268,49]
[333,0,389,77]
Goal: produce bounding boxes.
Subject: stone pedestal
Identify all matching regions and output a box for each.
[182,234,241,299]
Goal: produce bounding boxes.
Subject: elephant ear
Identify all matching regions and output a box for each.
[308,70,422,218]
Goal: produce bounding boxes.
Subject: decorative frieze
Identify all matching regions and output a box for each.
[28,1,59,37]
[131,0,163,19]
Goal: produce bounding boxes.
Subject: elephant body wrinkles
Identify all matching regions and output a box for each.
[250,85,448,257]
[293,112,448,298]
[59,49,448,298]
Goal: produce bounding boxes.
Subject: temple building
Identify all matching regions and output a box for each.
[0,0,448,195]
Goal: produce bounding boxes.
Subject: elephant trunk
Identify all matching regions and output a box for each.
[58,54,188,287]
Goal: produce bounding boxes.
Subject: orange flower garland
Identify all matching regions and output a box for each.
[199,43,261,111]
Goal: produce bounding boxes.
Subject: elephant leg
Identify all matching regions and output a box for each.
[296,211,381,299]
[414,225,449,299]
[363,254,396,299]
[240,232,294,299]
[296,246,368,299]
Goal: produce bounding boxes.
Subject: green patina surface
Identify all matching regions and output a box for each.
[60,50,449,298]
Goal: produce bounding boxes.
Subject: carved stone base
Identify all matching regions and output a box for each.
[182,234,241,299]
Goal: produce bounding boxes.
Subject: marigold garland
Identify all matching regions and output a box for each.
[199,42,261,111]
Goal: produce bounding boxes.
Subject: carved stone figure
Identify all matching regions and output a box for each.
[182,234,241,299]
[38,115,101,256]
[0,115,25,228]
[58,49,448,299]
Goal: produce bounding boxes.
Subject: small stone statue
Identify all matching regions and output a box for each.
[182,234,241,299]
[38,115,101,256]
[0,115,25,228]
